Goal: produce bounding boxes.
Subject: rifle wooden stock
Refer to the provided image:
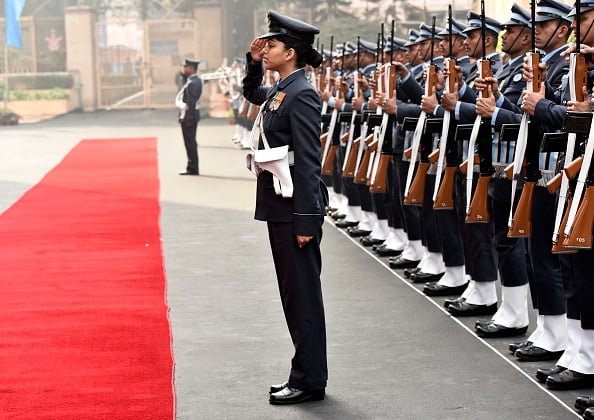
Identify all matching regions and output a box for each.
[504,159,527,180]
[547,173,562,194]
[459,154,480,176]
[447,58,459,93]
[340,132,350,144]
[563,156,584,180]
[404,162,430,206]
[428,148,440,164]
[247,104,260,121]
[404,147,412,159]
[563,186,594,249]
[369,153,391,193]
[238,100,249,118]
[434,166,457,209]
[319,132,329,160]
[342,137,361,177]
[508,181,536,237]
[575,53,588,103]
[354,136,377,184]
[480,60,492,98]
[551,197,578,254]
[466,176,491,223]
[531,52,543,93]
[321,144,337,175]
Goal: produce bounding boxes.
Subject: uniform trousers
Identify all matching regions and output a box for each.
[422,174,443,253]
[526,186,565,315]
[386,156,405,230]
[569,248,594,329]
[181,121,199,173]
[267,220,328,390]
[488,179,529,287]
[434,203,465,267]
[397,159,422,241]
[455,171,497,282]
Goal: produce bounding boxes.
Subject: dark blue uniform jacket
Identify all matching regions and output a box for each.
[243,54,327,236]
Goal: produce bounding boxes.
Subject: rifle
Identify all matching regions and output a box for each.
[404,16,438,205]
[370,21,398,193]
[321,36,340,173]
[343,37,363,178]
[550,0,589,253]
[434,5,460,210]
[322,40,347,175]
[464,0,493,223]
[507,0,542,237]
[562,115,594,249]
[355,32,384,185]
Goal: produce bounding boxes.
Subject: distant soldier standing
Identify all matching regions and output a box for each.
[176,58,202,175]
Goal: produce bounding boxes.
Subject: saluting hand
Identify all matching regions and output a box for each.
[250,38,267,62]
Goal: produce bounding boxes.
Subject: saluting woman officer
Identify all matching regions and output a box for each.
[242,10,328,405]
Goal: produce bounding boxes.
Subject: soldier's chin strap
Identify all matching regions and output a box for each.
[580,18,594,50]
[541,19,563,52]
[504,26,527,58]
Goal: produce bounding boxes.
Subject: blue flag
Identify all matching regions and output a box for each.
[5,0,26,48]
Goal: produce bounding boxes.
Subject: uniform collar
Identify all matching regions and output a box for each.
[277,68,305,90]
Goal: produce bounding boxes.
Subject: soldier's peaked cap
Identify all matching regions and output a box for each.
[535,0,572,22]
[416,22,445,41]
[502,3,532,28]
[404,29,420,47]
[569,1,594,17]
[358,39,378,54]
[258,10,320,44]
[182,58,200,67]
[463,10,503,34]
[437,18,469,38]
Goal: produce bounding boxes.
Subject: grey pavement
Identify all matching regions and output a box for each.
[0,110,583,419]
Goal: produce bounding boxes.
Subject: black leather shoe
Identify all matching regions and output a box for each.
[269,381,288,394]
[515,345,564,362]
[447,301,497,317]
[269,387,325,405]
[509,341,532,354]
[360,236,384,246]
[403,266,421,278]
[536,366,566,384]
[335,220,358,229]
[584,407,594,420]
[424,282,468,296]
[444,296,465,309]
[330,212,346,220]
[546,370,594,390]
[475,322,528,338]
[347,228,371,237]
[576,396,594,415]
[389,256,420,269]
[410,271,444,283]
[179,171,199,175]
[375,245,403,257]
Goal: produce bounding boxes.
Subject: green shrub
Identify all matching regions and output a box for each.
[7,74,74,89]
[6,88,70,101]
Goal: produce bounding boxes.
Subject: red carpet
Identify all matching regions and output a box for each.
[0,138,174,419]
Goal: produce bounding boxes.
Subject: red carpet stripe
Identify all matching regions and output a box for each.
[0,138,174,419]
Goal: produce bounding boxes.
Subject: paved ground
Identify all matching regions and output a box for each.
[0,110,586,419]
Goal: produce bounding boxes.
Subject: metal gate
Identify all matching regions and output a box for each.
[96,18,198,109]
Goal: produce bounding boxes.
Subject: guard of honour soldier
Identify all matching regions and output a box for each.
[240,1,594,414]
